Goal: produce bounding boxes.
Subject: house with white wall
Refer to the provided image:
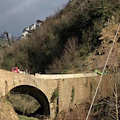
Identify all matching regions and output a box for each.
[21,20,42,38]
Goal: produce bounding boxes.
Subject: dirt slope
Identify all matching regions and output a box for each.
[0,99,18,120]
[86,23,120,73]
[56,103,89,120]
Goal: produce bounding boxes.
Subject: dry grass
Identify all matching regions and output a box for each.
[56,102,90,120]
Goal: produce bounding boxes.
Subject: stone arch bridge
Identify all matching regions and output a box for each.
[0,69,117,119]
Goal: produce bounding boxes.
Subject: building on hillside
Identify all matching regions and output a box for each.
[21,20,42,39]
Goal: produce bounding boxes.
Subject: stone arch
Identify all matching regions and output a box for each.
[8,85,50,116]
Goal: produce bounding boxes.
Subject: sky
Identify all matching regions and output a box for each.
[0,0,69,37]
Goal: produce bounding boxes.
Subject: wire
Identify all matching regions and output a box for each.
[86,23,120,120]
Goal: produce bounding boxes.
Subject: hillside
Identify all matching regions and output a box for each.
[0,0,120,74]
[85,23,120,74]
[1,1,120,119]
[0,99,18,120]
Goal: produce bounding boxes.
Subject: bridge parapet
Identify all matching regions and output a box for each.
[35,73,97,79]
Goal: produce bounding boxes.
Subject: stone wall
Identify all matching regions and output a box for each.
[0,69,118,118]
[58,74,117,112]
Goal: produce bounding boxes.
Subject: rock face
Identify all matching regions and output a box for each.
[86,23,120,73]
[0,99,18,120]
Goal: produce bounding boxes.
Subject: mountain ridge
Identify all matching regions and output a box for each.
[0,32,20,41]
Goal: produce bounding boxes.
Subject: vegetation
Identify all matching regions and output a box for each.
[1,1,120,119]
[18,115,38,120]
[1,1,120,120]
[57,82,120,120]
[50,88,58,103]
[7,92,40,116]
[0,0,120,73]
[71,86,75,102]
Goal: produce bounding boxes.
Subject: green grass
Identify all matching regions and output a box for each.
[18,115,38,120]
